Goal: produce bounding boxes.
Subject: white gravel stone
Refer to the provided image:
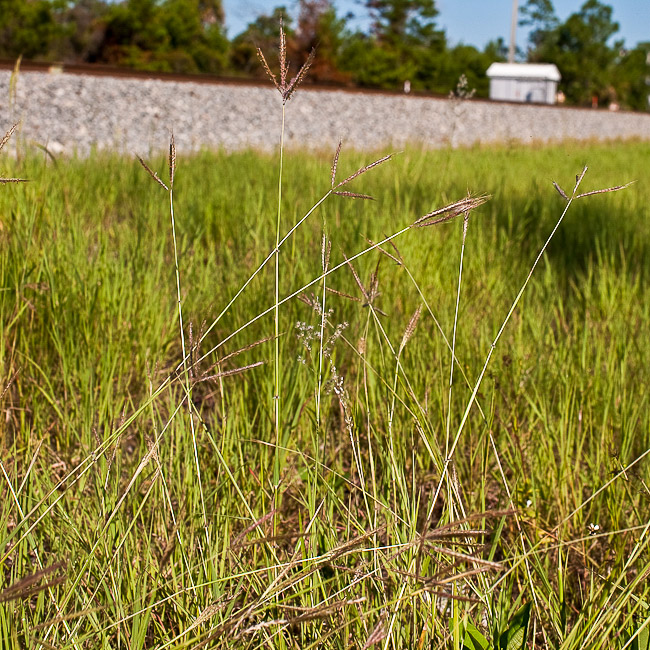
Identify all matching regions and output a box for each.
[1,70,649,157]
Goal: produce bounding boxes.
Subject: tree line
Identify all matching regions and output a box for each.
[1,0,648,110]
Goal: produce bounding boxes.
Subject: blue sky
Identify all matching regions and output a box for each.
[222,1,649,49]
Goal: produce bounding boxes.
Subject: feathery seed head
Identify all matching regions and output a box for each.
[257,22,315,104]
[399,305,422,355]
[0,123,27,184]
[331,140,342,188]
[168,133,176,189]
[136,155,169,191]
[412,194,489,228]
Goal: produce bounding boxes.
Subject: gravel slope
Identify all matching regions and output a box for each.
[2,70,649,156]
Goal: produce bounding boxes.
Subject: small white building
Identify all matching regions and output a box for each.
[486,63,561,104]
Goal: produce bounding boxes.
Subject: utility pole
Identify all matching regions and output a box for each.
[509,0,518,63]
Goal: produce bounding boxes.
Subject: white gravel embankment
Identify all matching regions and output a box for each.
[1,70,650,156]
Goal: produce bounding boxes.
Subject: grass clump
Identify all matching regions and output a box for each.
[0,60,649,649]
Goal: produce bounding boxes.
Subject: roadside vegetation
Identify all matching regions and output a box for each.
[0,121,649,646]
[1,27,650,644]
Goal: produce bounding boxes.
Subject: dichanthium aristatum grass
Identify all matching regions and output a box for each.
[1,29,646,650]
[125,40,635,646]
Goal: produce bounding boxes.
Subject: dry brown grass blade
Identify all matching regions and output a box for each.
[211,335,273,367]
[411,194,490,228]
[575,181,635,199]
[234,530,312,549]
[198,360,264,382]
[0,178,28,184]
[362,619,387,650]
[433,565,500,585]
[425,529,489,540]
[168,133,176,189]
[231,509,276,548]
[158,503,186,571]
[417,509,513,566]
[27,636,58,650]
[331,140,342,187]
[326,527,385,561]
[334,154,392,189]
[31,141,58,165]
[426,509,515,536]
[31,606,103,632]
[0,123,18,154]
[425,544,501,569]
[280,597,365,624]
[393,564,496,589]
[0,368,19,403]
[426,589,481,603]
[136,155,169,191]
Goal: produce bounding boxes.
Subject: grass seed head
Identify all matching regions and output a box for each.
[169,133,176,189]
[258,21,315,104]
[279,19,288,89]
[331,140,342,188]
[0,178,28,184]
[335,154,392,189]
[333,190,374,200]
[283,48,315,103]
[257,47,279,91]
[0,123,27,183]
[136,155,169,191]
[552,180,569,200]
[412,194,489,228]
[575,180,635,200]
[399,304,422,355]
[321,234,331,271]
[0,123,18,154]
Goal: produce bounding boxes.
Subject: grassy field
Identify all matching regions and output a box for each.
[0,133,649,649]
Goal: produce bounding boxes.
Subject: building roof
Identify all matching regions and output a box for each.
[486,63,561,81]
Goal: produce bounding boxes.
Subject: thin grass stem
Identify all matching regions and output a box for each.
[427,170,587,524]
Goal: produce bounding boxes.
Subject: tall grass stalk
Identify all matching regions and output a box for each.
[273,103,285,510]
[428,167,608,524]
[446,213,469,650]
[168,137,208,539]
[138,138,209,538]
